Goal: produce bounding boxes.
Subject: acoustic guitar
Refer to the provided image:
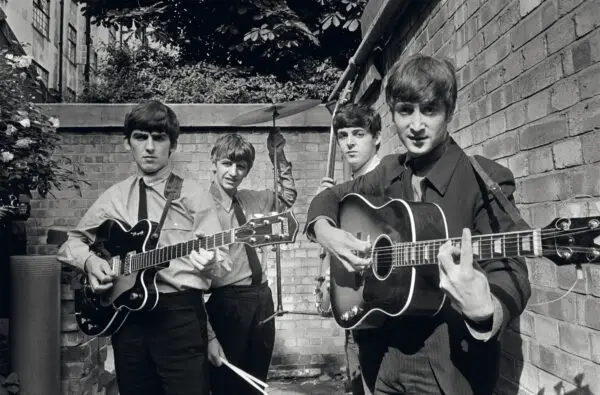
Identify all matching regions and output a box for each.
[329,193,600,329]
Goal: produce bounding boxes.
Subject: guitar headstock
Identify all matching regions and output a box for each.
[235,210,299,248]
[541,216,600,265]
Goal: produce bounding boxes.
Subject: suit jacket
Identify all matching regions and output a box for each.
[305,138,531,395]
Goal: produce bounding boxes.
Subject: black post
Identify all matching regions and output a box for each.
[58,0,65,102]
[84,14,91,92]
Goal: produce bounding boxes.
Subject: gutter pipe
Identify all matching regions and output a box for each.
[327,0,408,103]
[58,0,65,102]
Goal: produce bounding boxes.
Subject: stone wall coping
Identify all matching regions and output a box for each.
[38,103,332,129]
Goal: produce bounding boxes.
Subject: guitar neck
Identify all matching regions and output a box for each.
[390,228,543,267]
[128,230,234,273]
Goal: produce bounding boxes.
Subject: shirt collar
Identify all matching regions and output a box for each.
[404,137,462,196]
[210,180,234,212]
[352,154,381,178]
[136,161,174,188]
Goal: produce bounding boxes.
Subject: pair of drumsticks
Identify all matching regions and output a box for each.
[219,357,269,394]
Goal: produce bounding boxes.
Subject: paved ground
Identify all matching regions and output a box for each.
[267,376,347,395]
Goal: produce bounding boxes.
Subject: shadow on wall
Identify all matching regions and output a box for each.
[496,318,526,395]
[538,374,592,395]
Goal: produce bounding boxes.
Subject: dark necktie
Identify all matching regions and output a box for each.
[231,195,262,285]
[138,178,148,220]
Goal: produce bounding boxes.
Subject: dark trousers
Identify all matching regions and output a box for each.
[357,321,442,395]
[206,282,275,395]
[111,290,209,395]
[346,329,366,395]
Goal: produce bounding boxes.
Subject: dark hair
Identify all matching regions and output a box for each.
[333,103,382,150]
[123,100,180,143]
[210,134,256,170]
[385,54,457,119]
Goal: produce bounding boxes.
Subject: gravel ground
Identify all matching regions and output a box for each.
[267,375,348,395]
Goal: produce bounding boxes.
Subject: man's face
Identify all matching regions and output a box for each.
[124,130,175,175]
[337,127,380,173]
[212,158,249,195]
[392,102,449,157]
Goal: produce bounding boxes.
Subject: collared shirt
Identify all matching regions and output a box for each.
[209,160,297,288]
[57,161,223,293]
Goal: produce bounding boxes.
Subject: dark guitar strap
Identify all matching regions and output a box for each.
[151,173,183,241]
[468,156,524,226]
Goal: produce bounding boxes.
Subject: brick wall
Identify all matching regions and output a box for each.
[356,0,600,393]
[21,104,345,393]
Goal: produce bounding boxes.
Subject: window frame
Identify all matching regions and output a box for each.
[32,60,50,88]
[67,24,77,65]
[32,0,51,38]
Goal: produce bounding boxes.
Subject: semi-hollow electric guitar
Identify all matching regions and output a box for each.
[74,210,299,337]
[330,193,600,330]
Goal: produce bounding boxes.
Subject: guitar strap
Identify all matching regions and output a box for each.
[151,173,183,241]
[468,156,524,227]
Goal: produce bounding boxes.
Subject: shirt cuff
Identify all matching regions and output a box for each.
[464,295,504,342]
[305,215,337,241]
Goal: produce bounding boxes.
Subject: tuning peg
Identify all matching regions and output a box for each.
[252,213,264,219]
[269,211,278,216]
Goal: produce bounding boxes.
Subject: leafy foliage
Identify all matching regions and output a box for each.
[0,51,86,199]
[0,372,19,394]
[75,0,366,77]
[80,44,342,103]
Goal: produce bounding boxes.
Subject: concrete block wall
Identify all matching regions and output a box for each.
[21,104,345,393]
[356,0,600,393]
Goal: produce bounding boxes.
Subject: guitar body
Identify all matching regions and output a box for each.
[330,194,448,329]
[74,219,162,337]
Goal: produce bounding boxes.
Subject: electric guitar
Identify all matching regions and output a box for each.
[329,193,600,330]
[74,210,299,337]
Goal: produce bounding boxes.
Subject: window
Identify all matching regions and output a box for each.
[67,24,77,64]
[32,0,50,38]
[32,61,49,87]
[65,87,76,102]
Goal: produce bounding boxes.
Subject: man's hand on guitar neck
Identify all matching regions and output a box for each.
[438,228,495,323]
[190,230,231,278]
[84,255,117,294]
[313,218,371,271]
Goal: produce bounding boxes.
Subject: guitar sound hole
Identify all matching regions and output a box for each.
[374,237,393,278]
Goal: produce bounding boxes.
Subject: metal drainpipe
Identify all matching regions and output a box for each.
[84,14,91,88]
[58,0,65,102]
[327,0,409,102]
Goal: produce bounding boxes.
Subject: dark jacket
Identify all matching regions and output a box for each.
[305,138,531,394]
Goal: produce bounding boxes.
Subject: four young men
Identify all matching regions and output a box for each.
[58,53,531,395]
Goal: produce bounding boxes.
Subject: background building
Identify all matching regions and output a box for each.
[0,0,115,102]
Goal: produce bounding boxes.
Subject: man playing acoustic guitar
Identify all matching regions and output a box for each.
[58,100,225,395]
[305,55,531,394]
[318,102,382,395]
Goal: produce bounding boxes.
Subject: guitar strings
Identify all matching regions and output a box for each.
[368,226,596,255]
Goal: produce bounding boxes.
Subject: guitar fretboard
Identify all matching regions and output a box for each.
[127,230,234,273]
[383,229,542,267]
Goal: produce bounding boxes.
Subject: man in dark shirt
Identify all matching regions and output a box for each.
[305,55,531,394]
